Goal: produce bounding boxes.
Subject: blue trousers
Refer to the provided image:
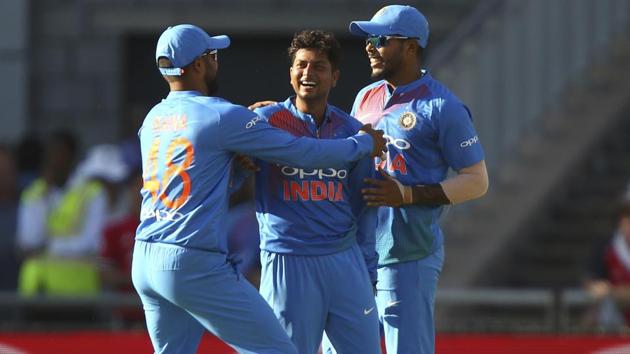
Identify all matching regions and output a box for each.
[376,247,444,354]
[132,241,297,354]
[260,244,381,354]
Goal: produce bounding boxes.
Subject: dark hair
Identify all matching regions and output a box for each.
[288,30,341,70]
[157,57,174,69]
[15,134,43,172]
[49,130,79,158]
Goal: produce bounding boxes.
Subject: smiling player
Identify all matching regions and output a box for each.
[251,30,381,354]
[344,5,489,354]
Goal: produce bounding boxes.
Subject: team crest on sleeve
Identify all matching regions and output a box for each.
[399,112,417,130]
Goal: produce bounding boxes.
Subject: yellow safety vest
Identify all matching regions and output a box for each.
[18,178,104,297]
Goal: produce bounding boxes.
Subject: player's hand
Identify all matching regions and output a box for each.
[234,154,259,172]
[362,168,406,207]
[248,100,277,110]
[359,124,387,158]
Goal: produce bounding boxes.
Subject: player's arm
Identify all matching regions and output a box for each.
[438,160,488,203]
[229,155,259,194]
[363,161,487,207]
[217,108,386,169]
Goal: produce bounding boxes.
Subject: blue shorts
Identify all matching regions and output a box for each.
[376,247,444,354]
[260,244,381,354]
[131,241,297,354]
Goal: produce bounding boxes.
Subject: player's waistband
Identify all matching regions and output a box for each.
[133,240,228,270]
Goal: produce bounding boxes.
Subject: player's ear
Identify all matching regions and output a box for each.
[406,41,419,58]
[332,69,340,88]
[192,57,204,73]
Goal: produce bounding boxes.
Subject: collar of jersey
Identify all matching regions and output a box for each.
[166,90,204,99]
[386,69,431,97]
[282,96,332,128]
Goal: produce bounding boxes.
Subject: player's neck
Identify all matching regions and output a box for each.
[295,97,327,127]
[168,81,208,96]
[386,63,422,89]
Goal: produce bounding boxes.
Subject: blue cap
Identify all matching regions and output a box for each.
[349,5,429,48]
[155,24,230,76]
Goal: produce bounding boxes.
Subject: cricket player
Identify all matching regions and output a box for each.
[345,5,489,354]
[132,24,386,354]
[250,30,381,354]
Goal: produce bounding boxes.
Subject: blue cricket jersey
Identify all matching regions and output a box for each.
[253,98,378,280]
[352,71,485,266]
[136,91,375,254]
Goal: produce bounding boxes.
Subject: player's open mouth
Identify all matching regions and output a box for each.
[370,57,383,66]
[300,80,317,88]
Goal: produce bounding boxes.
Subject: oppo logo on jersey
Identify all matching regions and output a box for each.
[384,135,411,150]
[460,136,479,148]
[378,135,410,175]
[140,208,185,222]
[245,116,263,129]
[279,166,346,202]
[280,166,348,180]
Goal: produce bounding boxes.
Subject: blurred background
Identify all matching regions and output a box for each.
[1,0,630,353]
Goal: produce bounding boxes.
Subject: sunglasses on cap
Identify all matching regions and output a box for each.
[366,35,419,49]
[200,49,218,61]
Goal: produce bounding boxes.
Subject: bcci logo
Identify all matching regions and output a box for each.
[399,112,416,130]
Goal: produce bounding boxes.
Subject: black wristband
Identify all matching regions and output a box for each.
[411,184,451,206]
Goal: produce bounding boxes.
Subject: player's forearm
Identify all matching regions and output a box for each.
[440,160,488,204]
[397,161,488,206]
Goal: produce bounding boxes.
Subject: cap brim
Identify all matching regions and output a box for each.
[349,21,391,37]
[209,35,230,49]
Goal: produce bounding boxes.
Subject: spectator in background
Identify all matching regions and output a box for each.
[100,169,143,325]
[14,134,43,193]
[0,145,19,291]
[584,201,630,330]
[17,138,129,297]
[16,131,79,259]
[100,170,142,292]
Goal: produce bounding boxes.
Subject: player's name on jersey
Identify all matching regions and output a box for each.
[152,114,188,133]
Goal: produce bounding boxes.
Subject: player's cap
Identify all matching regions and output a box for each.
[155,24,230,76]
[349,5,429,48]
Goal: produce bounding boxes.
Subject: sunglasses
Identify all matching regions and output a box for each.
[365,35,419,49]
[200,49,218,61]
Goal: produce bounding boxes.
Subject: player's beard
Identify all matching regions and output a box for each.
[371,49,403,81]
[205,72,219,96]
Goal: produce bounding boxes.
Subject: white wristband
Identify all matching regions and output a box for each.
[393,178,412,205]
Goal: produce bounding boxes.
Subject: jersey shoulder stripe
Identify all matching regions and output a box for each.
[267,108,312,137]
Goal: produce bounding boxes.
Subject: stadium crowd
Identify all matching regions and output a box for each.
[0,130,262,301]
